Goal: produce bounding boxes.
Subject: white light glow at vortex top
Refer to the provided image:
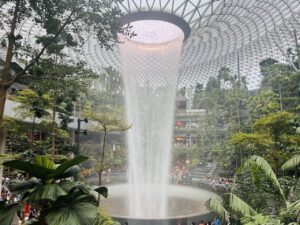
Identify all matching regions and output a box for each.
[126,20,184,44]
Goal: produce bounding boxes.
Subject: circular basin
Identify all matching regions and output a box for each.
[101,184,216,224]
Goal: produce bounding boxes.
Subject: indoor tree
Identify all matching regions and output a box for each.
[228,111,300,173]
[11,89,50,150]
[0,0,125,190]
[0,0,123,153]
[28,60,96,158]
[86,112,130,187]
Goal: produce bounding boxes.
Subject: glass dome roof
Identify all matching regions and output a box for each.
[100,0,300,89]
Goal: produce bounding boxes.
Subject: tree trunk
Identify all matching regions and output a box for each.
[0,0,21,132]
[99,128,107,186]
[273,140,280,175]
[0,87,8,194]
[0,87,8,154]
[0,165,3,201]
[98,171,102,186]
[30,116,36,151]
[51,109,56,159]
[98,128,107,205]
[0,0,21,190]
[279,84,283,111]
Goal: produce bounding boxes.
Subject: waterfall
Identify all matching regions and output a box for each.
[119,20,184,218]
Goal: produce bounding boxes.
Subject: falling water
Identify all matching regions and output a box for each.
[119,20,184,218]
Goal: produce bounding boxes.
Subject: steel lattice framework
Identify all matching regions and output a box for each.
[95,0,300,89]
[2,0,300,89]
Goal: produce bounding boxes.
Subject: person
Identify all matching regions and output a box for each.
[199,221,205,225]
[213,217,221,225]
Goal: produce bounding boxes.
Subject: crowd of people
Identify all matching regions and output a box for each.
[210,176,233,192]
[0,175,24,203]
[170,163,233,192]
[196,217,222,225]
[171,164,191,185]
[183,217,222,225]
[1,174,36,223]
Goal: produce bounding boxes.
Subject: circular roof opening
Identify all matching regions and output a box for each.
[121,11,191,44]
[125,20,184,44]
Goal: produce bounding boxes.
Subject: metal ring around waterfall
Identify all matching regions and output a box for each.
[121,11,191,42]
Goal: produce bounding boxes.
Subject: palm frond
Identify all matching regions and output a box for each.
[29,184,68,202]
[241,214,281,225]
[35,156,55,170]
[228,193,257,216]
[47,155,88,180]
[94,187,108,198]
[8,177,39,194]
[287,199,300,210]
[281,155,300,171]
[205,196,229,222]
[245,155,286,203]
[45,201,97,225]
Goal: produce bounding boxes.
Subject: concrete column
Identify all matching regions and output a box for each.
[0,128,7,154]
[70,130,76,145]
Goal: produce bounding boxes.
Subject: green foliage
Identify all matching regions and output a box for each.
[234,162,284,215]
[0,153,19,163]
[94,187,108,198]
[45,186,98,225]
[254,111,294,135]
[192,67,250,166]
[260,64,300,111]
[8,177,39,194]
[3,155,88,182]
[1,155,116,225]
[12,89,50,119]
[244,155,285,202]
[280,200,300,224]
[35,155,55,169]
[29,184,69,202]
[83,67,125,119]
[87,112,130,132]
[1,0,122,61]
[206,155,300,224]
[205,196,229,222]
[205,193,257,223]
[228,193,257,216]
[228,111,300,172]
[0,0,124,161]
[247,91,280,121]
[241,214,281,225]
[229,132,273,148]
[95,209,121,225]
[4,117,31,153]
[3,159,54,180]
[259,58,279,77]
[30,60,96,127]
[192,58,300,172]
[281,155,300,171]
[0,203,22,225]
